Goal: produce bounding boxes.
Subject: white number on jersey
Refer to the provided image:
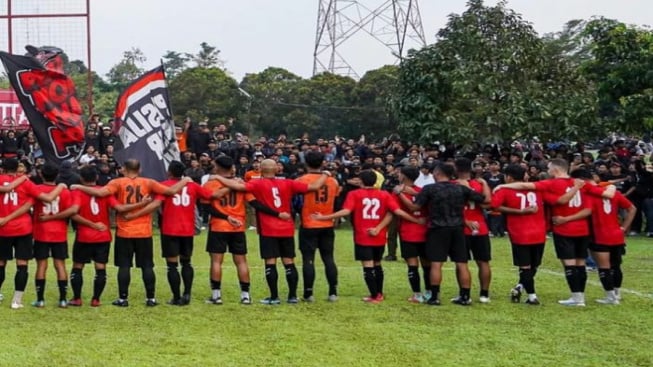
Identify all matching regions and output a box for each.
[172,186,191,207]
[43,197,60,215]
[566,187,582,208]
[362,198,381,219]
[603,198,612,214]
[272,187,282,208]
[2,191,18,206]
[515,192,538,210]
[90,197,100,215]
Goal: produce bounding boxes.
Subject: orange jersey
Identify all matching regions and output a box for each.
[176,131,187,152]
[244,170,261,182]
[204,180,254,233]
[296,173,339,229]
[105,177,171,238]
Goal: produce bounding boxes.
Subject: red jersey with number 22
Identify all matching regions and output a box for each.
[343,188,400,246]
[245,177,308,237]
[72,188,119,243]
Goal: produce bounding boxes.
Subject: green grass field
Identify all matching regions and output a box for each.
[0,229,651,367]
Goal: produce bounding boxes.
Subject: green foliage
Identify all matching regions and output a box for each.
[186,42,224,69]
[161,50,189,79]
[582,18,653,132]
[169,67,244,122]
[106,48,147,91]
[393,0,597,146]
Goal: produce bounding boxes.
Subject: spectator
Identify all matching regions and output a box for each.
[56,160,81,186]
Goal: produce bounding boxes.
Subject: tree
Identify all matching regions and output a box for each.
[186,42,224,69]
[169,67,243,123]
[582,18,653,132]
[392,0,597,146]
[161,50,189,79]
[352,65,398,139]
[106,47,146,90]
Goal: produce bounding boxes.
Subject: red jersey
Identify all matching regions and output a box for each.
[588,190,632,246]
[33,184,72,242]
[245,177,309,237]
[72,188,119,243]
[491,188,546,245]
[534,178,590,236]
[395,186,427,242]
[461,180,489,236]
[159,179,213,237]
[0,175,38,236]
[343,188,400,246]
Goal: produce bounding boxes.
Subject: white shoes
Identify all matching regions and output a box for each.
[479,296,491,304]
[596,297,620,305]
[11,302,24,309]
[558,293,586,307]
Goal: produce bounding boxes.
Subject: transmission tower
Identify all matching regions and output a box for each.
[313,0,426,78]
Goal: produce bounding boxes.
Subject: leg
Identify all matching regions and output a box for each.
[92,262,107,304]
[233,254,251,303]
[301,247,317,300]
[34,258,48,303]
[282,256,299,301]
[166,257,181,302]
[180,256,194,299]
[53,258,68,303]
[209,252,225,302]
[264,257,279,300]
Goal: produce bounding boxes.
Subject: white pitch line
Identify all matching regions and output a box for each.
[538,268,653,300]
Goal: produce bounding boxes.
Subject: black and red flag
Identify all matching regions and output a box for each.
[0,48,85,164]
[113,66,180,181]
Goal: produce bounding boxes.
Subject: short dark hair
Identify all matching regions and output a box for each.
[454,157,472,173]
[41,163,59,182]
[433,162,455,179]
[2,158,18,172]
[215,155,234,170]
[570,168,593,180]
[400,166,419,182]
[504,164,525,181]
[79,166,98,183]
[304,151,325,169]
[167,160,186,178]
[359,170,377,187]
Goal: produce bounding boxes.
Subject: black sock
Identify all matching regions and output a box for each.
[239,282,250,293]
[142,267,156,299]
[460,287,470,299]
[284,264,299,299]
[363,267,378,297]
[302,254,315,299]
[0,265,5,290]
[15,265,28,292]
[211,279,221,290]
[181,260,194,296]
[422,266,431,289]
[576,266,587,292]
[374,265,384,295]
[35,279,46,302]
[58,280,68,302]
[611,266,623,288]
[265,264,279,299]
[480,289,489,298]
[117,267,130,299]
[166,262,181,300]
[407,265,420,293]
[93,269,107,300]
[564,266,576,292]
[323,253,338,296]
[430,284,441,299]
[598,268,614,291]
[70,268,83,299]
[520,268,535,294]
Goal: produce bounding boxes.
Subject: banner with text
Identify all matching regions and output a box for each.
[113,66,180,181]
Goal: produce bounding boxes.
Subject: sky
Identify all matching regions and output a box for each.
[4,0,653,81]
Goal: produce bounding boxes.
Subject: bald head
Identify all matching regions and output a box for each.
[260,159,277,176]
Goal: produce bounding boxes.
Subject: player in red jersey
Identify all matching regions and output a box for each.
[455,158,492,303]
[0,158,65,309]
[149,161,224,306]
[68,166,152,307]
[391,165,430,303]
[314,170,423,304]
[210,159,328,305]
[31,164,77,308]
[491,164,546,305]
[565,169,635,304]
[495,158,614,307]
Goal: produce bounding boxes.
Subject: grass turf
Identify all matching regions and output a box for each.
[0,228,651,366]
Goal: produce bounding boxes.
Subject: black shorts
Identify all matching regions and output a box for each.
[354,245,385,262]
[73,241,110,264]
[552,234,590,260]
[465,235,492,261]
[589,244,625,266]
[511,244,545,268]
[425,227,467,263]
[114,236,154,268]
[206,231,247,255]
[400,240,426,259]
[0,235,33,260]
[161,235,194,258]
[259,236,295,259]
[33,241,68,260]
[299,228,335,255]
